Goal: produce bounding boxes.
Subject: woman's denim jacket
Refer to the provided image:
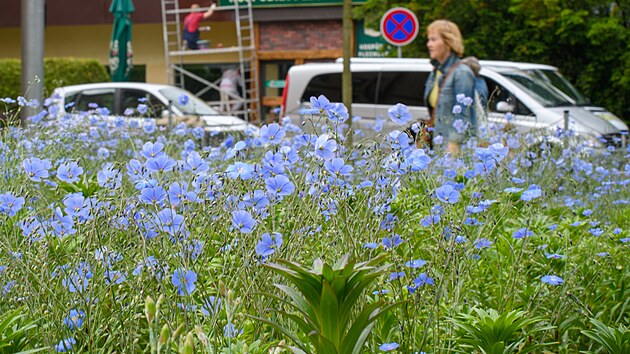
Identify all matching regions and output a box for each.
[423,53,476,143]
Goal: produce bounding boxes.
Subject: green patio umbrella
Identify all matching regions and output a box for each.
[109,0,135,82]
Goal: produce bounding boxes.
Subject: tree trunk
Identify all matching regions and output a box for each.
[342,0,353,147]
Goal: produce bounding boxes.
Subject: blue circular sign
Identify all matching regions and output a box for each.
[380,7,419,46]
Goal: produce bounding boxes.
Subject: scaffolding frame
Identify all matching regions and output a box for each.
[160,0,260,122]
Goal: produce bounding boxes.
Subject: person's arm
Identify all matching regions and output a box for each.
[447,67,475,154]
[202,3,216,19]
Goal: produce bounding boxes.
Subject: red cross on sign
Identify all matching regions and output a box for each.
[380,7,419,46]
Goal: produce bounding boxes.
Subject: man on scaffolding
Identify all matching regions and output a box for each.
[183,2,216,50]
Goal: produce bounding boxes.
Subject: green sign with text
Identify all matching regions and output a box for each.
[355,20,392,58]
[219,0,364,7]
[265,80,286,88]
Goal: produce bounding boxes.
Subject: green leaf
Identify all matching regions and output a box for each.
[246,315,310,354]
[319,280,341,349]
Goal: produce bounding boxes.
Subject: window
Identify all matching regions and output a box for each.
[501,71,573,108]
[533,69,590,105]
[120,89,167,116]
[484,78,532,116]
[159,87,220,116]
[75,89,115,113]
[302,73,342,102]
[64,93,79,109]
[302,72,379,104]
[377,71,427,106]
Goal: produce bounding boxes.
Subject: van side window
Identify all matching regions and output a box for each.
[301,72,378,104]
[484,78,532,116]
[378,71,427,106]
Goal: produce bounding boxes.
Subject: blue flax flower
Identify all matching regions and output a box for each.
[387,103,412,125]
[104,270,126,285]
[225,162,255,180]
[266,175,295,198]
[327,102,349,123]
[363,242,379,249]
[405,259,427,268]
[201,296,222,316]
[224,323,243,338]
[474,238,493,249]
[23,157,51,182]
[259,123,285,145]
[255,232,283,257]
[62,265,91,293]
[513,227,533,239]
[156,208,186,236]
[63,193,90,221]
[185,151,209,174]
[407,273,435,293]
[63,309,85,330]
[407,149,431,171]
[389,271,405,281]
[172,269,197,295]
[55,337,76,352]
[435,184,460,204]
[140,141,166,159]
[588,228,604,237]
[314,134,337,160]
[232,210,256,233]
[382,234,404,249]
[97,163,122,189]
[139,185,167,205]
[57,161,83,183]
[145,155,176,173]
[413,273,434,286]
[521,185,542,202]
[50,207,77,237]
[379,342,400,351]
[324,157,353,177]
[310,94,333,114]
[541,275,564,286]
[0,192,25,217]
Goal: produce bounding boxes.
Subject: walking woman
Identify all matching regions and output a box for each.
[423,20,475,154]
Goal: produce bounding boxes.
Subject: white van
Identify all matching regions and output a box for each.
[280,58,628,148]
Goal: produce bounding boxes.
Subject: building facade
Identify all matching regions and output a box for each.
[1,0,389,120]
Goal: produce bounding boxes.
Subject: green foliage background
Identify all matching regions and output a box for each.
[0,58,109,99]
[354,0,630,123]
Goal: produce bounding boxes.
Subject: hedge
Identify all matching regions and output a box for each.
[0,58,109,100]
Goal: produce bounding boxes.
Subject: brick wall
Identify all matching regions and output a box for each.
[259,20,342,51]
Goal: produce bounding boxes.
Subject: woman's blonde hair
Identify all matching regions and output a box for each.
[427,20,464,57]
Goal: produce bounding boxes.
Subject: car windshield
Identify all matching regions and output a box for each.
[159,87,219,116]
[527,69,591,106]
[501,70,574,108]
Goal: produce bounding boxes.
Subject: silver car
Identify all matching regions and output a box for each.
[52,82,257,136]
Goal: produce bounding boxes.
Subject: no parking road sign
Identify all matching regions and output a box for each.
[380,7,419,47]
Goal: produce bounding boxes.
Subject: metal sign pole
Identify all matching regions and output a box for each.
[21,0,45,126]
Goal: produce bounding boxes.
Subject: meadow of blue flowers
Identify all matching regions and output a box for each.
[0,94,629,353]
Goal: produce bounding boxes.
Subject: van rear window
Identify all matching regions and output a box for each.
[302,72,378,104]
[378,71,426,106]
[301,71,427,107]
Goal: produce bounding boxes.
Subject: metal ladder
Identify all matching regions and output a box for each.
[160,0,260,123]
[160,0,185,86]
